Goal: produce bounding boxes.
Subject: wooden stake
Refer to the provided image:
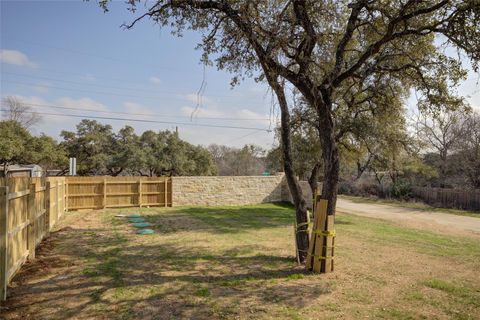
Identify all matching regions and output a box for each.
[306,195,322,270]
[312,199,327,273]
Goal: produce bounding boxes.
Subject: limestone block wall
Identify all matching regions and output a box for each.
[283,181,316,209]
[171,175,288,206]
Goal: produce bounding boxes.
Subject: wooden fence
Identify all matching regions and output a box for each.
[412,187,480,212]
[65,176,172,210]
[0,177,66,300]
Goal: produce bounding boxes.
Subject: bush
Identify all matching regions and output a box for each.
[390,180,412,199]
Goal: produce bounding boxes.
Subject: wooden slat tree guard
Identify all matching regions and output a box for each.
[0,177,67,301]
[65,176,172,210]
[307,197,335,273]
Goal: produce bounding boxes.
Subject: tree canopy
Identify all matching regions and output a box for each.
[60,119,217,176]
[105,0,480,263]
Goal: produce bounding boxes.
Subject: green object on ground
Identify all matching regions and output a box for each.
[132,222,152,228]
[136,228,154,235]
[127,214,142,218]
[129,218,145,223]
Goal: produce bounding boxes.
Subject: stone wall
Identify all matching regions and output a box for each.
[283,181,317,209]
[172,175,287,206]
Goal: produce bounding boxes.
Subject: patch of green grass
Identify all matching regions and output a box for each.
[195,287,211,297]
[336,214,480,259]
[421,278,480,319]
[339,195,480,218]
[375,308,425,320]
[220,279,245,287]
[424,279,479,306]
[286,273,305,280]
[178,203,295,233]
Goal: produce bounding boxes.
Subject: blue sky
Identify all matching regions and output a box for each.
[1,1,478,149]
[0,0,275,148]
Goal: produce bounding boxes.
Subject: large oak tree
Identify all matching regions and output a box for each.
[103,0,480,263]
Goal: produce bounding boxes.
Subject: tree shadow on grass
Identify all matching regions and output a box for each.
[3,219,330,320]
[141,203,297,235]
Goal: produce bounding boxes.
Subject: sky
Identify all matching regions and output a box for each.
[1,1,479,149]
[0,0,276,148]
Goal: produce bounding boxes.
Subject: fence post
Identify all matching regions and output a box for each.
[103,177,107,209]
[139,178,143,208]
[27,182,36,260]
[164,178,168,207]
[1,186,8,301]
[57,181,61,221]
[45,181,51,236]
[65,179,68,212]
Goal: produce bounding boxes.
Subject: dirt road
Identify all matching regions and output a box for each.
[336,198,480,238]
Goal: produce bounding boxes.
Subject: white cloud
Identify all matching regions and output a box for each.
[181,106,225,118]
[33,82,50,93]
[184,93,213,105]
[56,97,110,112]
[81,74,96,82]
[123,102,154,116]
[235,109,271,125]
[149,76,162,85]
[0,49,36,68]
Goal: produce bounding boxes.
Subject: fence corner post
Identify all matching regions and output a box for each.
[0,186,8,301]
[27,182,36,260]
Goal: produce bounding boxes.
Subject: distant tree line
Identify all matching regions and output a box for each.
[2,96,478,191]
[0,97,218,176]
[60,120,217,176]
[207,144,266,176]
[266,105,480,198]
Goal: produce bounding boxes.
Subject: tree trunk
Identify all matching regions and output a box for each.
[317,100,340,216]
[266,72,310,263]
[308,162,321,202]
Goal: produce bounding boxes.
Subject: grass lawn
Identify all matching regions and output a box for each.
[339,194,480,218]
[2,203,480,319]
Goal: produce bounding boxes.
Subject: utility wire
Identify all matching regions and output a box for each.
[0,101,270,121]
[1,71,262,100]
[2,80,266,105]
[0,109,272,131]
[223,129,266,144]
[0,79,197,101]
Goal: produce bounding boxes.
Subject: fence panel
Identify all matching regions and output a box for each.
[65,176,172,210]
[412,187,480,212]
[0,177,66,300]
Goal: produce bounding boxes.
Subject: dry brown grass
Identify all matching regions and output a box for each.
[1,204,479,320]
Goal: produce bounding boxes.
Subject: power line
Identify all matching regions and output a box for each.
[0,101,271,121]
[1,80,267,105]
[0,109,272,131]
[223,129,266,143]
[1,79,195,101]
[1,71,262,100]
